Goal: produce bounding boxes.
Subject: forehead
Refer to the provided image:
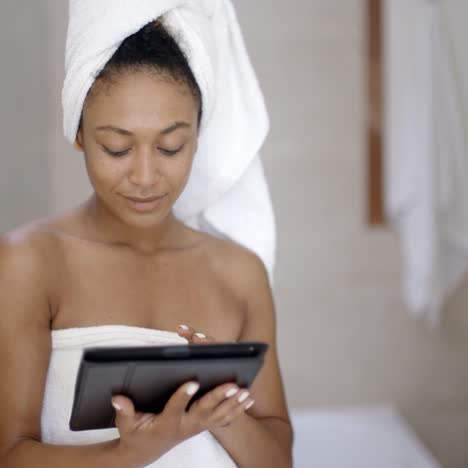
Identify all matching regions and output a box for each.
[83,70,198,127]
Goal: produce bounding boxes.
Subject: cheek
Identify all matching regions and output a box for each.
[169,156,194,183]
[167,155,196,197]
[85,153,127,189]
[160,143,197,189]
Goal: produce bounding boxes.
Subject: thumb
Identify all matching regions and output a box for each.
[112,395,138,435]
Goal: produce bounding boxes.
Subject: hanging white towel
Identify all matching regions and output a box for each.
[62,0,275,279]
[384,0,468,325]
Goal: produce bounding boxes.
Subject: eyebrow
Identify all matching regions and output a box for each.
[96,121,191,136]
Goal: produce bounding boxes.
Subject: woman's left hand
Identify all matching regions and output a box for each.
[174,324,251,426]
[176,324,216,343]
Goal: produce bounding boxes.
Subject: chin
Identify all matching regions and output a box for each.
[126,212,170,229]
[102,194,173,229]
[117,200,171,224]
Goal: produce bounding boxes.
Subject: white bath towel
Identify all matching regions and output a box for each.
[62,0,275,279]
[384,0,468,325]
[40,325,237,467]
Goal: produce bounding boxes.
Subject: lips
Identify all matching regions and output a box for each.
[122,194,167,213]
[124,195,164,203]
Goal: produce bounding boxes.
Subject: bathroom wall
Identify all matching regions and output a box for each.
[45,0,93,213]
[234,1,468,467]
[0,1,50,233]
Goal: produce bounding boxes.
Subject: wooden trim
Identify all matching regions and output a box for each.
[367,0,385,225]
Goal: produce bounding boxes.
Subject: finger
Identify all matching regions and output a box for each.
[214,393,254,428]
[112,395,139,435]
[208,389,242,422]
[176,324,196,342]
[211,388,248,418]
[163,381,200,417]
[245,399,255,412]
[176,325,215,344]
[189,383,239,416]
[192,332,215,343]
[223,399,254,427]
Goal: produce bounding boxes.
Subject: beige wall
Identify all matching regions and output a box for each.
[240,2,468,467]
[45,0,93,213]
[2,1,468,467]
[0,1,50,232]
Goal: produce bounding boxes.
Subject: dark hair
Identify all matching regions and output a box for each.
[81,19,203,128]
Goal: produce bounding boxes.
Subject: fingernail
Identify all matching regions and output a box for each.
[111,400,122,411]
[179,324,190,330]
[245,400,255,410]
[194,332,206,339]
[225,388,238,398]
[237,391,249,403]
[186,382,200,396]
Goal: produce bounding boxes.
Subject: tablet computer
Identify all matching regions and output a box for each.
[69,341,268,431]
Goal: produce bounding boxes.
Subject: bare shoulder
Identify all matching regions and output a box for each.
[0,218,64,309]
[1,221,50,274]
[1,218,60,269]
[194,230,270,298]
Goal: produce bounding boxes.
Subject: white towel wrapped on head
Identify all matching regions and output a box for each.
[63,0,276,278]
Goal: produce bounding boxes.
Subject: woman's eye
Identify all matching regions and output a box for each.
[102,145,185,157]
[159,144,185,156]
[103,146,130,157]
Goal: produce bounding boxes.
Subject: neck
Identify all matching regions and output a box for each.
[82,194,180,254]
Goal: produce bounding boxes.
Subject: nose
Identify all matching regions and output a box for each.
[128,148,160,189]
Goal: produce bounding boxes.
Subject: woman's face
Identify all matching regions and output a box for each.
[75,70,199,228]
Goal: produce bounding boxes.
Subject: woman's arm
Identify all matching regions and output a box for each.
[209,251,294,468]
[0,234,159,468]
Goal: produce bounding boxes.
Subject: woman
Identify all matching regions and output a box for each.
[0,4,293,468]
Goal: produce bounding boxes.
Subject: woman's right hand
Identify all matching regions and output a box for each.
[111,381,254,466]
